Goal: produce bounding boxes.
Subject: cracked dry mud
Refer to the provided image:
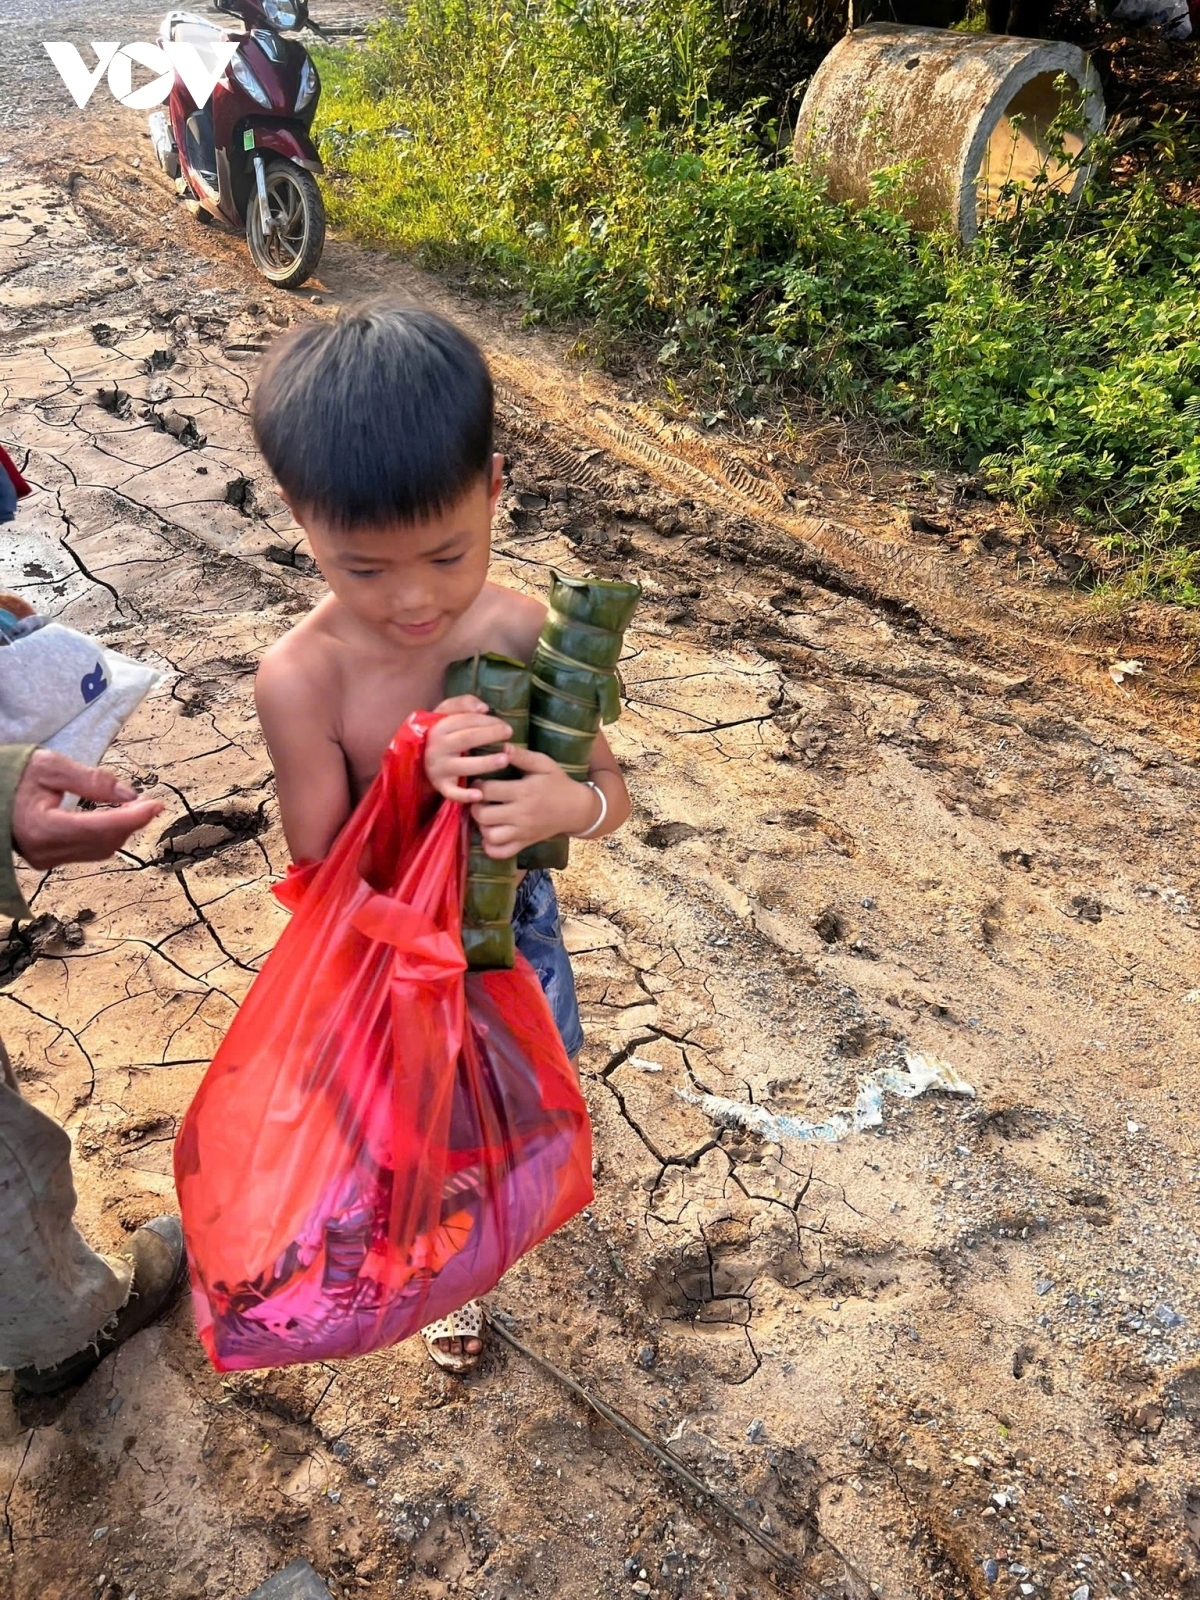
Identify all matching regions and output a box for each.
[2,106,1200,1600]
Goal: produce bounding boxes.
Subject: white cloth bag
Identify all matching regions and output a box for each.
[0,624,162,785]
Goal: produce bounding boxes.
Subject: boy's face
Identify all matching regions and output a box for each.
[298,455,502,648]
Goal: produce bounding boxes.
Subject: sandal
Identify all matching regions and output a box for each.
[421,1298,484,1374]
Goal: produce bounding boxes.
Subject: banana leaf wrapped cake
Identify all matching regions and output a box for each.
[518,574,641,872]
[444,652,531,970]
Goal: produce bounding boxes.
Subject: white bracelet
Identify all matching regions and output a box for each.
[574,780,608,839]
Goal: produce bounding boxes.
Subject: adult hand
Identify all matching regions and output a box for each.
[12,750,163,868]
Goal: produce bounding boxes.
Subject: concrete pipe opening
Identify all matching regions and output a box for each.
[792,24,1105,242]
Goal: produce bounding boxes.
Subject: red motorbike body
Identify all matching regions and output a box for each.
[160,0,322,230]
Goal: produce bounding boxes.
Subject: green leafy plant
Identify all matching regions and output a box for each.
[315,5,1200,601]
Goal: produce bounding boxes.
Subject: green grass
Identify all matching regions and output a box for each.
[313,0,1200,603]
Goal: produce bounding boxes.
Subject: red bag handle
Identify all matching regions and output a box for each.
[273,711,454,919]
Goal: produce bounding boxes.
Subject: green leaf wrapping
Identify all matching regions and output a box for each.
[444,653,532,969]
[443,651,531,756]
[518,574,640,872]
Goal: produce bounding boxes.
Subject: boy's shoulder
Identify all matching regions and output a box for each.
[255,600,340,710]
[479,580,548,660]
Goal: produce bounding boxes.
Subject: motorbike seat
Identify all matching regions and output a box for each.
[159,11,243,76]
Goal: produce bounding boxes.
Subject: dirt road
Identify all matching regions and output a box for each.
[1,95,1200,1600]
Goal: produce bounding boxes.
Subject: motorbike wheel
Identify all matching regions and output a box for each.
[245,160,326,290]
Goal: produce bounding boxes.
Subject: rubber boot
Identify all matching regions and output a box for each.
[13,1216,186,1398]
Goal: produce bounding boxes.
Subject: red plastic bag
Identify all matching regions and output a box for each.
[174,712,593,1372]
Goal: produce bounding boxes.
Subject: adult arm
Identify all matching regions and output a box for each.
[0,745,34,917]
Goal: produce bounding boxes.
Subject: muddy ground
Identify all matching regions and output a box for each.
[2,91,1200,1600]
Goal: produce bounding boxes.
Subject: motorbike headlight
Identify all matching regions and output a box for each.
[229,50,272,107]
[295,58,318,111]
[263,0,300,27]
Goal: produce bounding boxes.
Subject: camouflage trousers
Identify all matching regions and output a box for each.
[0,1042,131,1370]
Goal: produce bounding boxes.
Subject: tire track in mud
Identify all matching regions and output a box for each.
[519,393,958,595]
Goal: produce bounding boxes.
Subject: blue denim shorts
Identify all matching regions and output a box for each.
[512,870,584,1059]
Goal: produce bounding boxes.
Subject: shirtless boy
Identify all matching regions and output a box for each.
[251,302,630,1372]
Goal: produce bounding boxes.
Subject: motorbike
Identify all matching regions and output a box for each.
[148,0,325,289]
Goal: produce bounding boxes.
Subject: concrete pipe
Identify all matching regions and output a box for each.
[792,23,1105,242]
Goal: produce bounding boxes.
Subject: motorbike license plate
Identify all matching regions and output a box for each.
[243,130,255,151]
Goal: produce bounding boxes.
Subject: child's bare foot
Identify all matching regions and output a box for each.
[421,1300,484,1373]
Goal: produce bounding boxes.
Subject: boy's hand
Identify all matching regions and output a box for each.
[470,746,601,859]
[426,695,516,802]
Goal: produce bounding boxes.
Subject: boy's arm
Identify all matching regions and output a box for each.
[584,729,631,837]
[471,729,631,859]
[467,584,633,856]
[519,596,631,833]
[255,653,352,864]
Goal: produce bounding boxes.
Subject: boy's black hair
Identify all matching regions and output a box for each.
[251,301,494,531]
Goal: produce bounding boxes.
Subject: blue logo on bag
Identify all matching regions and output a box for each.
[81,662,107,704]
